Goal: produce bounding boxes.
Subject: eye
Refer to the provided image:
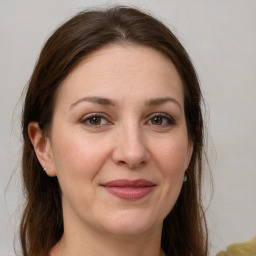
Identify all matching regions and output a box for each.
[147,113,175,127]
[151,116,164,125]
[81,114,110,126]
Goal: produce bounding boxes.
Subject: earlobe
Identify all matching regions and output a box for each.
[28,122,56,177]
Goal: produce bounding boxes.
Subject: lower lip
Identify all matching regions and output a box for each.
[103,186,155,200]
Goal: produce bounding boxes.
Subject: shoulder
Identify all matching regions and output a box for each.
[216,237,256,256]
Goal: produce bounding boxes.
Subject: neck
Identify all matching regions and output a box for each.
[50,216,165,256]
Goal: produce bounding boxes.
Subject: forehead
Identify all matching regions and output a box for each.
[56,44,184,107]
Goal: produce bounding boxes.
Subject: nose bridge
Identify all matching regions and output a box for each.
[113,119,149,168]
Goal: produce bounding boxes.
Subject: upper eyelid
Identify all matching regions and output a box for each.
[146,113,176,125]
[146,112,175,120]
[80,114,111,127]
[80,112,110,120]
[79,112,175,123]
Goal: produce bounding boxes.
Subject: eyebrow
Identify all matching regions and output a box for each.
[70,96,181,110]
[146,97,182,111]
[70,96,117,109]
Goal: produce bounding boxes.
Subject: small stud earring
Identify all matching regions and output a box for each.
[184,172,188,182]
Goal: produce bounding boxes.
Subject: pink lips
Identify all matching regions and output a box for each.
[102,179,155,200]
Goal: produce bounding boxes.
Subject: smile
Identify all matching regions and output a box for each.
[101,179,156,200]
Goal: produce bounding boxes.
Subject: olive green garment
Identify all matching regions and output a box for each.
[216,237,256,256]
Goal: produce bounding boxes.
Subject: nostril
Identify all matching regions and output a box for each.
[118,160,147,169]
[118,160,127,166]
[112,135,150,169]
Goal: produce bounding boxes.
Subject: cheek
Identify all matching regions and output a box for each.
[50,130,111,214]
[50,129,110,187]
[152,134,190,177]
[147,135,189,220]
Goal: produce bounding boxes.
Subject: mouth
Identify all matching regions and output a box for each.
[101,179,156,200]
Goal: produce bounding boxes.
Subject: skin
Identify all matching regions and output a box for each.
[29,44,193,256]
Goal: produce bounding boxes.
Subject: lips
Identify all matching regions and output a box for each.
[101,179,155,200]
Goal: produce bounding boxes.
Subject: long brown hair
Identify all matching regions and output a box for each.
[20,6,208,256]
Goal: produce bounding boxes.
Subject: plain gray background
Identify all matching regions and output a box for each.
[1,1,256,255]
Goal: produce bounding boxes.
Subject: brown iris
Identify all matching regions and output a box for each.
[89,117,102,125]
[152,116,163,125]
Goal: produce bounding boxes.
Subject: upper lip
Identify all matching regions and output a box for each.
[102,179,155,187]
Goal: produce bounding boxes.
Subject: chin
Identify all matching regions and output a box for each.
[98,209,162,236]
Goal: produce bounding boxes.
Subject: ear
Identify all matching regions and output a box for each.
[28,122,56,177]
[185,140,194,170]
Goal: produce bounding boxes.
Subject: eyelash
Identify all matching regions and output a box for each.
[146,113,176,127]
[80,113,111,127]
[80,113,176,128]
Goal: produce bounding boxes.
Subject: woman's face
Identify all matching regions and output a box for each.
[45,45,193,236]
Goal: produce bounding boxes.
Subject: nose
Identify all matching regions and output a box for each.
[112,124,150,169]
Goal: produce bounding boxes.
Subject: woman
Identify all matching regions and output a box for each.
[20,6,208,256]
